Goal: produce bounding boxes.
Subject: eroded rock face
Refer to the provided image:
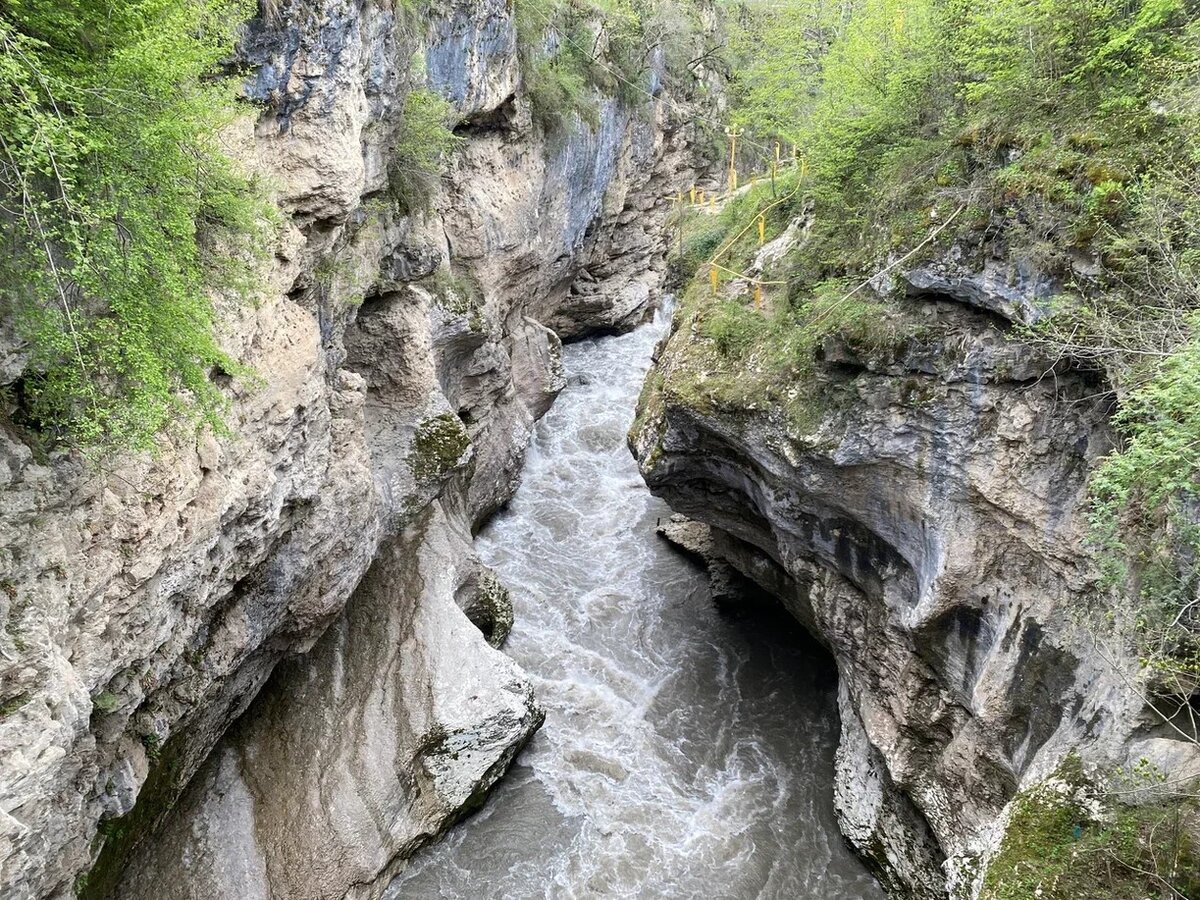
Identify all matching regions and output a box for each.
[117,502,541,900]
[631,258,1200,896]
[0,2,709,897]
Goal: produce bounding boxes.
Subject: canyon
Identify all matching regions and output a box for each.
[629,248,1200,894]
[1,2,1197,899]
[0,2,714,896]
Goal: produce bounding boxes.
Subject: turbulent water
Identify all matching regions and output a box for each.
[387,310,883,899]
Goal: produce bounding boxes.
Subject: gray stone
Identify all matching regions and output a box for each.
[0,0,712,896]
[632,252,1200,897]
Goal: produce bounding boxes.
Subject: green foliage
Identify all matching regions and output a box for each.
[0,0,269,451]
[388,88,463,213]
[667,209,726,286]
[528,50,599,133]
[982,756,1200,900]
[717,0,1200,673]
[1093,341,1200,546]
[700,298,769,357]
[723,0,1197,274]
[515,0,614,132]
[1085,333,1200,692]
[513,0,709,133]
[724,2,834,142]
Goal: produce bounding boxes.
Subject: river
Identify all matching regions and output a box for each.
[386,309,883,899]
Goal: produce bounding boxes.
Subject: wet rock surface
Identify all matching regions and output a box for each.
[118,504,542,900]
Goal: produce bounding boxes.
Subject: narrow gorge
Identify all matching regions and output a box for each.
[2,1,1199,899]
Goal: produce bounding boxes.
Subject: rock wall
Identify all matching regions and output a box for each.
[631,244,1200,896]
[118,501,541,900]
[0,2,710,897]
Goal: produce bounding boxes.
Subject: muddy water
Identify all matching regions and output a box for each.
[387,311,883,899]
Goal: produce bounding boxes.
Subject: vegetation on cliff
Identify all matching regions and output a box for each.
[388,87,463,214]
[673,0,1200,704]
[981,755,1199,900]
[657,1,1200,891]
[514,0,718,133]
[0,0,714,451]
[0,0,266,451]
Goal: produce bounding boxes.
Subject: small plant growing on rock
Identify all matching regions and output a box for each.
[388,89,463,214]
[0,693,30,719]
[91,692,120,716]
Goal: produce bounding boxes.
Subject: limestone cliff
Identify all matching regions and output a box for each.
[0,2,711,897]
[631,237,1200,896]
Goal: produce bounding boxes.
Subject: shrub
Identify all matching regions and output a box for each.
[667,215,726,286]
[527,53,598,134]
[0,0,269,451]
[700,299,768,358]
[388,88,463,213]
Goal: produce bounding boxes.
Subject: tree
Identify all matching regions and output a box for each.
[0,0,265,450]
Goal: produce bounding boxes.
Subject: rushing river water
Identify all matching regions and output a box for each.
[387,311,883,899]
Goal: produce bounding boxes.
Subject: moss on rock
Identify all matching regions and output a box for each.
[79,730,192,900]
[425,269,485,331]
[463,569,514,649]
[408,413,471,483]
[981,755,1200,900]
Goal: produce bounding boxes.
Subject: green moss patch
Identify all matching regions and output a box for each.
[465,570,514,649]
[982,756,1200,900]
[408,413,471,483]
[91,692,121,716]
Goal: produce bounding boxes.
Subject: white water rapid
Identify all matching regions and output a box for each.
[387,309,884,899]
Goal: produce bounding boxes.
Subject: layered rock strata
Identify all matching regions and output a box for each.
[632,244,1200,896]
[0,2,709,897]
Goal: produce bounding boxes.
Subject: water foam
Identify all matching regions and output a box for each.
[387,309,883,899]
